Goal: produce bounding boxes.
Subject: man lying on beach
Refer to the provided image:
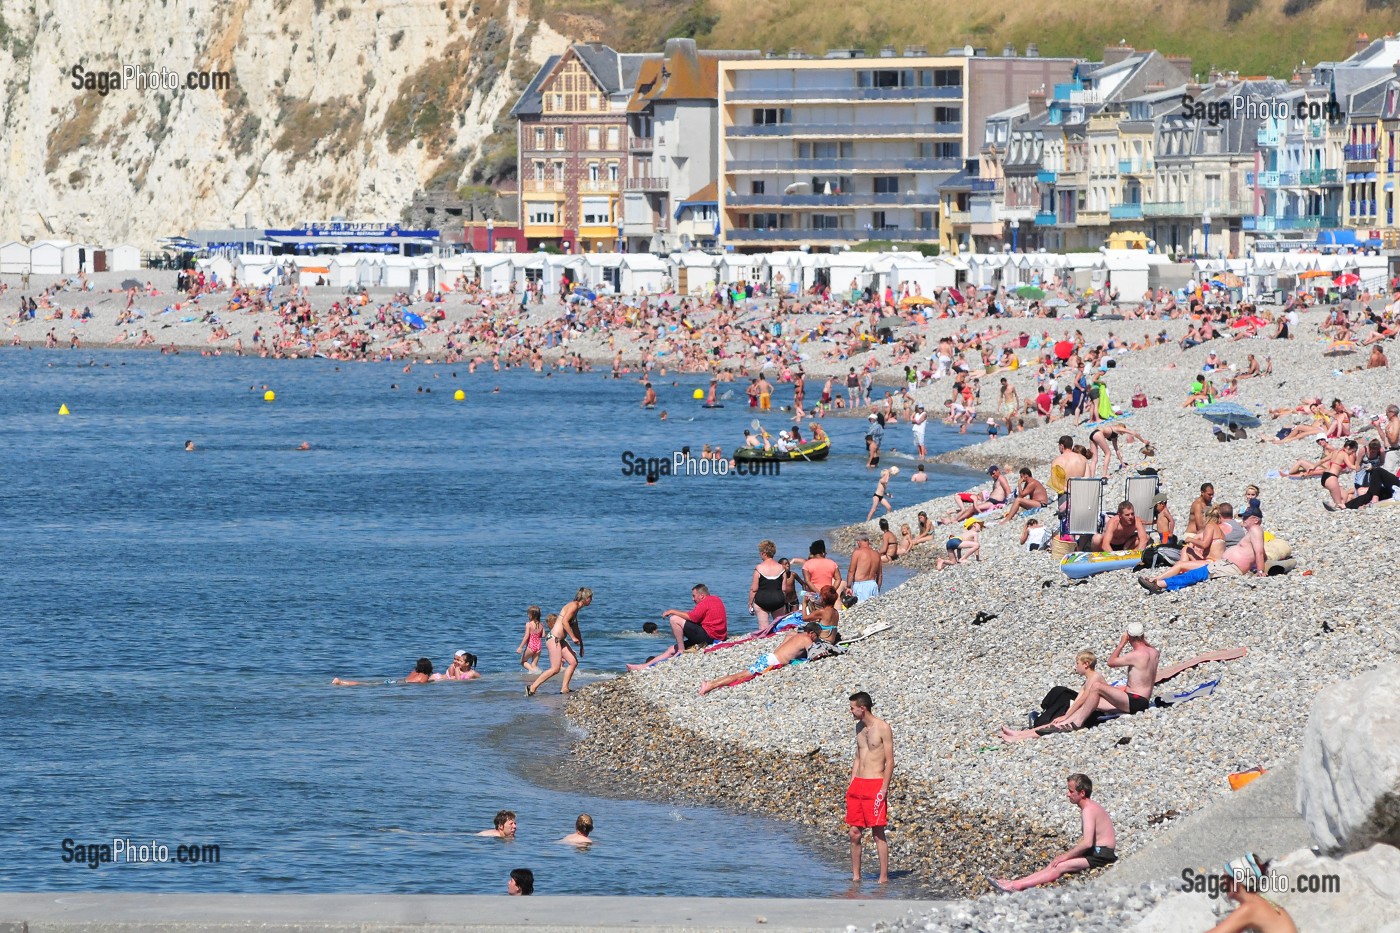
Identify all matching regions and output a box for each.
[1138,513,1267,592]
[478,810,518,838]
[698,622,819,695]
[332,657,435,685]
[999,623,1159,741]
[989,773,1116,892]
[626,584,728,670]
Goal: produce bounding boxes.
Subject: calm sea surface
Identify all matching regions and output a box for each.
[0,349,975,895]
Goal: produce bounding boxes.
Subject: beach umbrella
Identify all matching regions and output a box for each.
[1231,315,1267,329]
[900,295,934,308]
[1333,272,1360,286]
[572,286,597,301]
[120,278,142,289]
[1298,269,1330,280]
[1196,401,1261,429]
[876,315,904,329]
[403,311,426,330]
[1015,285,1046,299]
[948,288,966,304]
[1053,340,1075,361]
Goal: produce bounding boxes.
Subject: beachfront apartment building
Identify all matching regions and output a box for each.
[512,44,660,254]
[717,48,1075,253]
[622,40,760,253]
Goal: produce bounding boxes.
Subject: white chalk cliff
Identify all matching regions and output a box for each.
[0,0,567,245]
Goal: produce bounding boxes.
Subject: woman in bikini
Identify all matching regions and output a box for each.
[1319,438,1359,510]
[527,587,592,696]
[749,540,789,636]
[1088,424,1149,477]
[865,466,898,521]
[1183,506,1223,562]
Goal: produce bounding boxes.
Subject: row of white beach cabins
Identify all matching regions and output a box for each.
[0,241,143,275]
[190,249,1386,303]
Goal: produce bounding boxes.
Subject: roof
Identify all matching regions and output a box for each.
[680,181,718,204]
[510,54,560,118]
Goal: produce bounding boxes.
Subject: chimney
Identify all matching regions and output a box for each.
[1026,43,1039,57]
[879,45,896,58]
[904,45,927,56]
[1027,88,1047,118]
[1003,43,1017,57]
[1102,44,1136,66]
[787,47,805,59]
[1355,33,1371,56]
[1185,82,1203,100]
[1166,56,1192,79]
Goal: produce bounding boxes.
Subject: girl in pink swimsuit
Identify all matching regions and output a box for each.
[516,605,544,673]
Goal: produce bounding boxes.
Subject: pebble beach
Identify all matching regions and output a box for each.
[8,268,1398,925]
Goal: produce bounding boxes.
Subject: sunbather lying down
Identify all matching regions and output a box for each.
[699,622,821,696]
[999,643,1247,742]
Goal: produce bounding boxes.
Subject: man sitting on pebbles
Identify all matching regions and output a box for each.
[989,773,1116,892]
[999,623,1159,741]
[698,622,819,696]
[936,518,983,571]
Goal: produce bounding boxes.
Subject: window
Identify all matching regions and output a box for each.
[750,180,766,195]
[587,126,600,149]
[608,162,619,182]
[693,205,716,221]
[934,107,960,124]
[554,128,566,150]
[873,176,900,194]
[589,93,599,110]
[553,93,563,110]
[812,214,843,229]
[588,162,600,182]
[528,203,557,225]
[533,161,545,181]
[932,69,962,87]
[553,162,565,181]
[606,126,619,148]
[581,197,612,225]
[752,108,791,125]
[916,211,934,230]
[799,141,853,159]
[534,127,545,149]
[871,211,889,229]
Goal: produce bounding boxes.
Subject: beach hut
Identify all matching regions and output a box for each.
[1102,249,1152,300]
[761,251,805,295]
[325,254,364,288]
[236,254,279,288]
[434,255,474,293]
[718,254,762,287]
[581,253,623,293]
[0,241,30,274]
[826,253,872,295]
[475,255,514,294]
[197,255,235,286]
[668,252,717,295]
[620,254,669,295]
[379,255,415,290]
[108,244,142,272]
[889,255,957,295]
[29,240,70,275]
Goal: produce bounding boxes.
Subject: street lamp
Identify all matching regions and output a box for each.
[486,217,495,253]
[1202,212,1212,258]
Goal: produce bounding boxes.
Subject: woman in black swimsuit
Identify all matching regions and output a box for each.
[749,539,788,635]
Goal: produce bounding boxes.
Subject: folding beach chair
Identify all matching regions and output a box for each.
[1066,477,1106,535]
[1123,473,1160,521]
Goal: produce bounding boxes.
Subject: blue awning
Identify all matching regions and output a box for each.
[1346,173,1358,182]
[1366,172,1378,181]
[1387,181,1395,192]
[1316,229,1359,246]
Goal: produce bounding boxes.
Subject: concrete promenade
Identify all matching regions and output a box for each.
[0,893,938,933]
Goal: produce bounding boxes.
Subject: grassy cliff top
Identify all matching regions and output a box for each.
[533,0,1400,79]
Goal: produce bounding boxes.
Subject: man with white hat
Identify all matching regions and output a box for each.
[911,403,928,458]
[865,413,884,467]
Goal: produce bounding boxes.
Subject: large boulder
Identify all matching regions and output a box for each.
[1273,843,1400,932]
[1297,663,1400,852]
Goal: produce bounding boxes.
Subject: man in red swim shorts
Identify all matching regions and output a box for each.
[845,690,895,884]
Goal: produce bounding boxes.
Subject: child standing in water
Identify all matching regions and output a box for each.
[516,606,544,673]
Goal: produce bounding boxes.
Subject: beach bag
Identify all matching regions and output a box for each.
[1263,536,1292,562]
[1031,686,1077,728]
[1131,388,1148,409]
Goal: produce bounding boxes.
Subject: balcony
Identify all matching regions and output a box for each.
[1246,216,1325,232]
[1299,168,1341,185]
[1109,203,1143,220]
[725,227,939,242]
[1036,169,1058,184]
[725,86,962,103]
[1345,143,1377,161]
[1142,201,1186,217]
[629,137,654,151]
[522,179,566,195]
[1257,127,1281,147]
[725,192,941,207]
[522,223,568,238]
[579,179,620,193]
[1077,210,1109,226]
[622,177,666,192]
[724,157,962,172]
[727,121,961,138]
[970,178,1003,193]
[1117,159,1152,175]
[1034,212,1057,225]
[1248,171,1279,188]
[945,210,971,224]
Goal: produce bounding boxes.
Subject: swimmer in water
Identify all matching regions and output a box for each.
[559,814,594,846]
[659,410,668,421]
[332,657,433,685]
[297,442,310,450]
[492,387,501,394]
[516,606,544,673]
[184,440,196,451]
[642,383,657,408]
[478,810,518,838]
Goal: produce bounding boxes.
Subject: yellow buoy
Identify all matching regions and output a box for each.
[58,404,70,416]
[692,389,704,400]
[263,390,276,402]
[454,389,465,401]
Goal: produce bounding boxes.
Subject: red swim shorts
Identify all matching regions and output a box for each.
[845,777,887,827]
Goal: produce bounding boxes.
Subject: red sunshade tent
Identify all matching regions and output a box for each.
[1053,340,1075,361]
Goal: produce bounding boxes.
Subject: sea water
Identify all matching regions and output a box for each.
[0,350,976,895]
